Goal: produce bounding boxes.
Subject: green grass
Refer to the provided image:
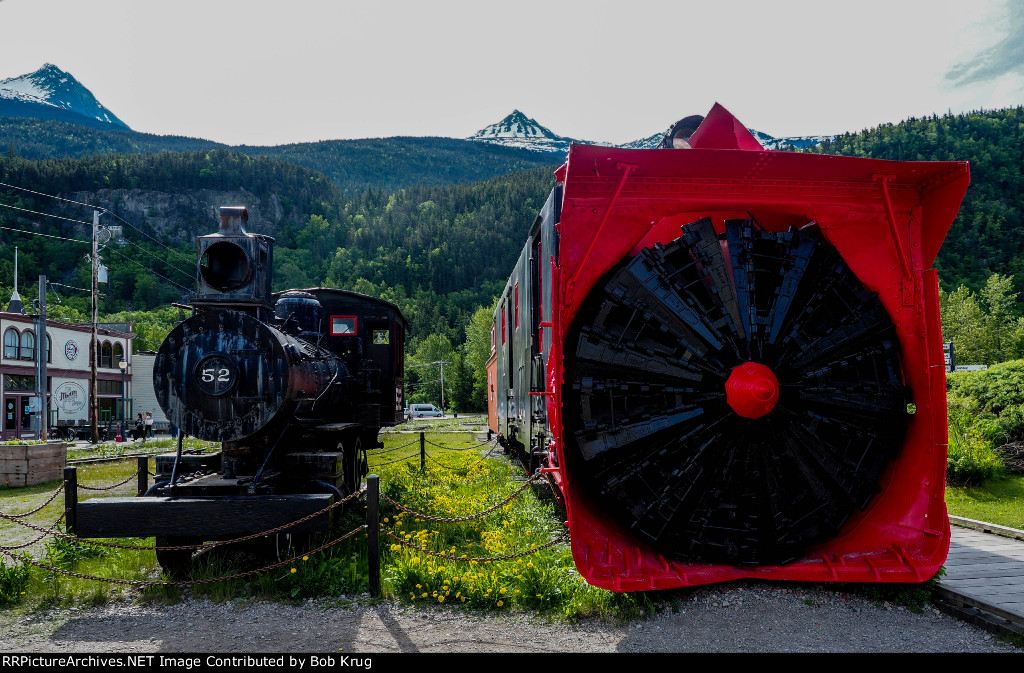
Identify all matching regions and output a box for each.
[945,474,1024,530]
[370,431,640,619]
[12,426,1023,620]
[2,430,638,620]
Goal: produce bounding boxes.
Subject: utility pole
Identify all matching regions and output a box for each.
[91,210,99,444]
[35,275,47,441]
[439,360,445,412]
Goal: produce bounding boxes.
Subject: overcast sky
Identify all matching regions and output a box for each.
[1,0,1021,146]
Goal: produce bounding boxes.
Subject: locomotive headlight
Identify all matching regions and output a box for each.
[195,353,238,397]
[200,241,252,292]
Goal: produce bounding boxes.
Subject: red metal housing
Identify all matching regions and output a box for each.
[530,104,969,590]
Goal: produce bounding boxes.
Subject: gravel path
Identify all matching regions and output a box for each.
[1,582,1019,653]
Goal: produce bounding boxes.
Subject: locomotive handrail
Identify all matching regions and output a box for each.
[379,471,545,523]
[0,521,368,588]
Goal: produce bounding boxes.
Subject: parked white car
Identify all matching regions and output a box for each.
[408,403,444,419]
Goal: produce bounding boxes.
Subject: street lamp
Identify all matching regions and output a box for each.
[118,357,127,441]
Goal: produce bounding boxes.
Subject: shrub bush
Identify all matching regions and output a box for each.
[944,360,1024,484]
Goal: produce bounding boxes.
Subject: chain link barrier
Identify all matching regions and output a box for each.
[0,482,65,518]
[422,436,498,452]
[78,470,140,491]
[0,487,364,553]
[380,471,545,523]
[369,451,423,468]
[368,438,418,456]
[0,431,566,590]
[0,522,368,588]
[384,527,569,563]
[0,510,68,551]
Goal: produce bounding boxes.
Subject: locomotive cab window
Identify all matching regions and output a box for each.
[330,315,357,335]
[372,329,389,345]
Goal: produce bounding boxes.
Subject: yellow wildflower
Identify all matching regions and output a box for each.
[290,568,297,574]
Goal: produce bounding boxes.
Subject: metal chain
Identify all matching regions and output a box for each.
[423,450,487,471]
[423,437,498,451]
[78,470,140,491]
[369,451,423,468]
[0,482,64,517]
[0,510,68,551]
[384,527,569,562]
[0,488,364,552]
[0,523,367,587]
[380,471,544,523]
[368,438,419,456]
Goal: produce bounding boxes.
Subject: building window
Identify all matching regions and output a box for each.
[101,341,112,368]
[45,334,51,363]
[4,374,34,391]
[3,328,18,359]
[113,342,124,366]
[97,379,124,395]
[20,330,35,361]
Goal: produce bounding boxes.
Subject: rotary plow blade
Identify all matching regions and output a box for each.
[564,218,908,566]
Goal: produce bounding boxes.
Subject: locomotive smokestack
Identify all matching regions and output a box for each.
[219,206,249,235]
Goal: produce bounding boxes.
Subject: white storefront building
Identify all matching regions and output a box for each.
[1,309,133,440]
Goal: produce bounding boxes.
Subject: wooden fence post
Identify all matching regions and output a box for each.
[367,474,380,598]
[63,466,77,535]
[420,432,425,472]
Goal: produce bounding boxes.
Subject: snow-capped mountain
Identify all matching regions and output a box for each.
[0,63,129,130]
[468,110,581,154]
[470,110,832,153]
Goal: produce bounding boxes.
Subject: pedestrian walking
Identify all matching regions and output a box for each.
[133,413,145,442]
[145,412,154,439]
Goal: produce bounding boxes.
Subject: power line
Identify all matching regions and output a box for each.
[101,209,196,266]
[104,246,191,292]
[0,201,93,226]
[118,237,195,280]
[0,224,90,244]
[0,180,100,210]
[0,180,196,266]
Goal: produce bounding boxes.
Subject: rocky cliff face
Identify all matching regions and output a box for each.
[62,188,293,243]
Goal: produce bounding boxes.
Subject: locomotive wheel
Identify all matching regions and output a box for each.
[340,434,363,497]
[155,536,201,579]
[563,218,908,566]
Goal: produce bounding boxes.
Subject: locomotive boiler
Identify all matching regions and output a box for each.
[76,207,407,574]
[490,104,970,591]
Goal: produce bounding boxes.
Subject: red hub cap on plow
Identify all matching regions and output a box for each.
[725,362,779,419]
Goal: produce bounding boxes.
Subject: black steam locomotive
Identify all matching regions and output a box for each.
[77,207,406,573]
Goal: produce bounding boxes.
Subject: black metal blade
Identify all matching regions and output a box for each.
[562,218,908,566]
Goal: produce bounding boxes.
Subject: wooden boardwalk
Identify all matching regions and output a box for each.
[934,519,1024,636]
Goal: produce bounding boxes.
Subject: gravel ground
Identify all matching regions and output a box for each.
[0,582,1020,653]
